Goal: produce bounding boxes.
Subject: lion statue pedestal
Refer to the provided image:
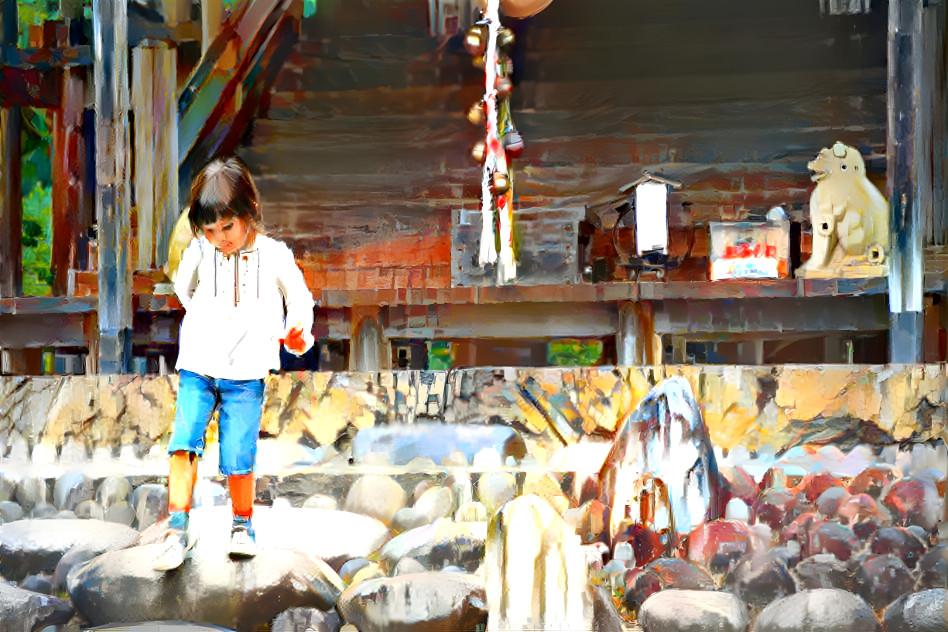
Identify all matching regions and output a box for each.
[796,141,889,279]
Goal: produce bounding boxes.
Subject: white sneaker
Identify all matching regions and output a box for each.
[228,517,256,559]
[152,529,189,571]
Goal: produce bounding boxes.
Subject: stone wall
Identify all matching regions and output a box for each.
[1,365,945,471]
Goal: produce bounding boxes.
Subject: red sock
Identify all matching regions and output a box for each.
[228,473,255,518]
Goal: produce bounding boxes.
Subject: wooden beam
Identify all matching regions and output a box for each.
[51,67,85,295]
[925,1,947,246]
[887,0,926,363]
[93,0,132,373]
[0,0,21,299]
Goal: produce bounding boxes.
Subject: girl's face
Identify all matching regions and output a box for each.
[202,216,251,255]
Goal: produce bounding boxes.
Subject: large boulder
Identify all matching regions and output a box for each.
[380,518,486,573]
[638,589,749,632]
[337,571,487,632]
[0,582,74,631]
[598,376,725,545]
[67,542,345,630]
[882,589,947,632]
[752,588,880,632]
[0,518,139,580]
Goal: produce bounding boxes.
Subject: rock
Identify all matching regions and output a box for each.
[95,475,132,510]
[380,517,485,573]
[351,422,526,466]
[455,501,487,523]
[810,521,860,561]
[31,502,59,519]
[391,507,426,533]
[870,526,927,569]
[815,486,850,518]
[851,553,915,610]
[645,558,716,591]
[337,572,487,632]
[882,588,947,632]
[638,589,749,632]
[0,474,16,502]
[20,574,53,595]
[85,623,236,631]
[132,484,169,531]
[271,607,343,632]
[794,472,846,503]
[105,501,137,526]
[792,553,850,590]
[302,494,338,510]
[917,545,948,590]
[836,493,883,526]
[590,583,625,632]
[476,472,518,514]
[599,377,725,545]
[339,558,372,584]
[882,477,942,531]
[53,470,95,512]
[343,475,407,526]
[67,519,346,630]
[752,588,880,632]
[621,567,663,615]
[15,477,49,512]
[615,523,665,567]
[486,495,590,630]
[412,486,454,524]
[392,557,427,575]
[848,466,896,498]
[755,489,796,531]
[74,498,105,520]
[0,500,24,523]
[0,518,139,581]
[0,582,74,631]
[724,550,796,608]
[686,519,750,574]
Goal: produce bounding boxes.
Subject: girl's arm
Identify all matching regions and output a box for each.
[172,238,202,310]
[276,243,316,355]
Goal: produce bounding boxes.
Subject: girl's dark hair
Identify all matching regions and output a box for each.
[188,156,262,235]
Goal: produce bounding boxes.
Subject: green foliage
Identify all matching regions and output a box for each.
[22,181,53,296]
[547,338,604,367]
[16,0,61,47]
[303,0,316,18]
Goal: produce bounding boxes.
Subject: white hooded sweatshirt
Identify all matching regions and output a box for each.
[173,234,315,379]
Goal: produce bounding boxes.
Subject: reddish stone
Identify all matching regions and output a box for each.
[779,512,823,556]
[614,523,666,567]
[811,521,860,561]
[882,477,941,531]
[622,567,664,614]
[760,467,789,491]
[720,465,760,506]
[755,489,795,530]
[645,557,716,591]
[794,471,845,503]
[851,554,915,610]
[685,519,750,574]
[870,527,927,569]
[836,493,883,526]
[849,466,897,498]
[815,486,850,518]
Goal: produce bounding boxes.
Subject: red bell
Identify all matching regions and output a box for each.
[492,171,510,193]
[464,26,487,56]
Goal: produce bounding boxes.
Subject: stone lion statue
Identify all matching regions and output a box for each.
[797,141,889,277]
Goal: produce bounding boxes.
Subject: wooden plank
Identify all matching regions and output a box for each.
[93,0,132,373]
[51,67,85,295]
[0,0,21,299]
[886,0,925,363]
[0,312,88,347]
[925,2,947,246]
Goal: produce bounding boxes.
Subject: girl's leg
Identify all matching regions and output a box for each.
[166,370,218,524]
[217,377,265,557]
[168,451,198,519]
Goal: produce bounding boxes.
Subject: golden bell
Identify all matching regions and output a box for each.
[471,141,486,163]
[492,171,510,193]
[464,26,487,56]
[495,76,513,98]
[497,28,515,49]
[472,55,485,69]
[467,102,485,125]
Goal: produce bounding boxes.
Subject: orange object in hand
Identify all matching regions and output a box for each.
[282,326,307,355]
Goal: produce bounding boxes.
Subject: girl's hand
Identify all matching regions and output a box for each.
[281,327,307,355]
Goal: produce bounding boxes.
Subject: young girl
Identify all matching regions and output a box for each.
[154,156,314,570]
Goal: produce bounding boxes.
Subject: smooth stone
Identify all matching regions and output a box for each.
[638,588,749,632]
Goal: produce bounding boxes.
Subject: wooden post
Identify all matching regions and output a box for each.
[93,0,132,373]
[887,0,925,363]
[132,39,178,270]
[0,0,22,299]
[201,0,222,56]
[349,306,390,371]
[51,69,86,295]
[924,1,947,247]
[617,301,656,366]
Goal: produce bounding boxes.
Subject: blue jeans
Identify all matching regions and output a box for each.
[168,370,265,476]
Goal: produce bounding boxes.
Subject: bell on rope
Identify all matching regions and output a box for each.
[497,27,515,49]
[467,102,486,125]
[472,55,486,69]
[492,171,511,194]
[502,129,524,158]
[464,26,487,56]
[471,141,486,163]
[495,76,513,98]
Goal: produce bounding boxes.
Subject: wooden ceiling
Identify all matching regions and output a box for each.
[240,0,888,254]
